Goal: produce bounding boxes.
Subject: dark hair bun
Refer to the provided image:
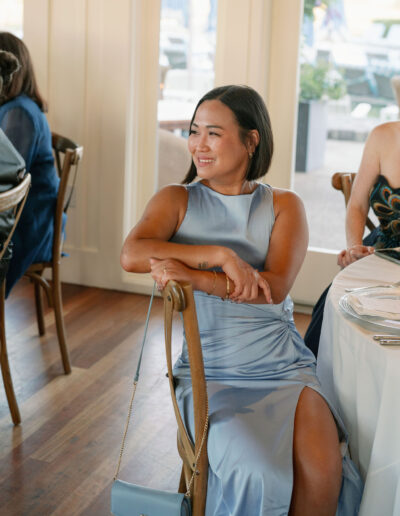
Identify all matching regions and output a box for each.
[0,50,20,92]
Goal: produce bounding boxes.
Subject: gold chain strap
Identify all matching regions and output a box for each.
[185,398,209,497]
[113,285,155,480]
[113,376,209,499]
[114,282,209,502]
[113,380,138,480]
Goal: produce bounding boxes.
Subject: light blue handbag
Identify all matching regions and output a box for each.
[111,480,191,516]
[111,285,205,516]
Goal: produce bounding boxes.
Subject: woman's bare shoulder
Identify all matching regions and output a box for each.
[145,184,189,229]
[369,121,400,141]
[153,183,188,203]
[271,187,303,208]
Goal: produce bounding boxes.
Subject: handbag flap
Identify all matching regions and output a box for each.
[111,480,191,516]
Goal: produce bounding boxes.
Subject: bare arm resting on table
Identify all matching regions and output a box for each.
[121,185,308,304]
[337,125,388,268]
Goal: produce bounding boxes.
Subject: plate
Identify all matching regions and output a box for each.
[339,287,400,331]
[375,249,400,265]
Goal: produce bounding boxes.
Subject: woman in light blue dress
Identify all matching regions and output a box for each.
[121,85,363,515]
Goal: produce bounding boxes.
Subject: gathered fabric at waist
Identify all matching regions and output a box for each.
[173,292,316,382]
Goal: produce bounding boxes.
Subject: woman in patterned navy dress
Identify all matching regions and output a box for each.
[337,121,400,264]
[305,122,400,356]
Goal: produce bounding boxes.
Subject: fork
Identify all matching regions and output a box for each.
[373,335,400,345]
[345,280,400,293]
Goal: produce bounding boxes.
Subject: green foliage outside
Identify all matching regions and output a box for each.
[299,62,347,102]
[303,0,334,20]
[301,1,347,102]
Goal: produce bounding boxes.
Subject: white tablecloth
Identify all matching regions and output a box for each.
[317,254,400,516]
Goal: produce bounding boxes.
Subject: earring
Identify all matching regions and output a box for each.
[249,152,253,159]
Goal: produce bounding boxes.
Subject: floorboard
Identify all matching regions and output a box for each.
[0,278,311,515]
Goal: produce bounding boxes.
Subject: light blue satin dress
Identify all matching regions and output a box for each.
[172,182,363,516]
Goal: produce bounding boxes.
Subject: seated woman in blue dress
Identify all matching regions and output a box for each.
[121,85,363,515]
[304,121,400,356]
[0,32,60,297]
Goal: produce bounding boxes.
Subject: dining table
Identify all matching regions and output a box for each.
[316,253,400,516]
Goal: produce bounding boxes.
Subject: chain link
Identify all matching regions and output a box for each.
[185,397,209,498]
[114,380,138,480]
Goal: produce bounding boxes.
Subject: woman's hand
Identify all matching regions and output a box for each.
[337,245,374,268]
[222,251,272,303]
[149,257,195,290]
[150,254,272,304]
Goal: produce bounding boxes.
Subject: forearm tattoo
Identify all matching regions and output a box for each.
[198,261,209,270]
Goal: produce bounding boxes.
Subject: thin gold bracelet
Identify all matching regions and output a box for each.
[225,274,230,300]
[207,270,217,296]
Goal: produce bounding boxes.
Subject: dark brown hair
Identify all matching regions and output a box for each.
[182,85,274,184]
[0,32,47,111]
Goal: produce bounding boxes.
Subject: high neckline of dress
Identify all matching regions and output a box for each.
[198,181,262,197]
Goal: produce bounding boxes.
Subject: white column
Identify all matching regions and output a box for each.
[267,0,304,190]
[214,0,304,190]
[215,0,271,97]
[121,0,161,292]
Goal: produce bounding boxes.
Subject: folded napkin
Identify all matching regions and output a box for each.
[347,292,400,320]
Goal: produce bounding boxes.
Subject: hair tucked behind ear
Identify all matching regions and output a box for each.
[0,50,20,96]
[0,32,47,111]
[182,85,274,184]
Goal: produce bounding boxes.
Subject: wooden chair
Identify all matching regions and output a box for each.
[0,173,31,425]
[163,281,209,516]
[24,133,83,375]
[331,172,376,232]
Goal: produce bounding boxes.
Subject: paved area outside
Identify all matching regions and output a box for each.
[294,138,378,251]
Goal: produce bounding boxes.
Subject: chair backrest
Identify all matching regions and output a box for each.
[51,132,83,261]
[157,129,191,188]
[0,173,31,261]
[331,172,376,232]
[163,281,208,516]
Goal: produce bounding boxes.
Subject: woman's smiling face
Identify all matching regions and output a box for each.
[188,99,251,190]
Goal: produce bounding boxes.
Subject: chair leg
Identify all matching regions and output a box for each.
[52,266,71,374]
[34,280,46,336]
[0,282,21,425]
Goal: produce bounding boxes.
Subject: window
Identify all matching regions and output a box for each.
[294,0,400,250]
[156,0,218,189]
[0,0,23,37]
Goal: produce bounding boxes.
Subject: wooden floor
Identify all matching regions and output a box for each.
[0,279,311,516]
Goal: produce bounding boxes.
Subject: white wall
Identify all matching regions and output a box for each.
[24,0,160,293]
